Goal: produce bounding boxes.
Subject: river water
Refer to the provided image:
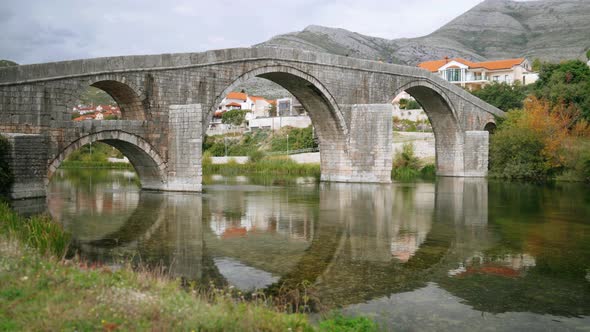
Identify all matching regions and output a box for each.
[40,169,590,331]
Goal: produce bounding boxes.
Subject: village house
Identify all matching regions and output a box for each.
[418,57,539,90]
[72,104,121,121]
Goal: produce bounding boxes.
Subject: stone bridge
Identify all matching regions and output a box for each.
[0,47,503,199]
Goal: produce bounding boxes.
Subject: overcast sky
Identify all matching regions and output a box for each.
[0,0,487,64]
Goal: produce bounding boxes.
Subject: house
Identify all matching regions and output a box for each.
[72,104,121,121]
[418,57,539,90]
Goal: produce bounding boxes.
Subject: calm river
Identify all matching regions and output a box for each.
[38,169,590,331]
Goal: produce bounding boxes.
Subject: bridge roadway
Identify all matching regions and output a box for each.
[0,47,503,199]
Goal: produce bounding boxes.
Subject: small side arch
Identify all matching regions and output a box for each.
[391,80,465,176]
[48,130,167,189]
[484,122,497,134]
[70,75,147,120]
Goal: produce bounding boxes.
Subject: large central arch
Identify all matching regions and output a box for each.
[392,80,464,176]
[48,130,167,190]
[206,64,352,181]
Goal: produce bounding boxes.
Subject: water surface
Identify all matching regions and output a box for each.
[43,169,590,331]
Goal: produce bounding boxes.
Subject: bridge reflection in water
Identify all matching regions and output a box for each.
[42,170,590,330]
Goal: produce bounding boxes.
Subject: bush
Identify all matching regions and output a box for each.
[488,97,590,180]
[222,109,249,126]
[248,149,266,163]
[490,125,548,180]
[392,143,421,180]
[0,135,13,195]
[471,82,529,111]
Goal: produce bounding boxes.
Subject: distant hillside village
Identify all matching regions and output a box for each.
[72,104,121,121]
[70,56,541,134]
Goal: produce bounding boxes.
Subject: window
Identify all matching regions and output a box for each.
[493,76,499,82]
[444,69,462,82]
[505,75,510,82]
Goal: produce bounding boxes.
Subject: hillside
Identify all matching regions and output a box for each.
[0,60,18,68]
[256,0,590,65]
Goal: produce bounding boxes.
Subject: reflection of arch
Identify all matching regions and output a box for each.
[484,122,497,134]
[48,130,166,189]
[71,76,147,120]
[207,65,348,144]
[83,192,166,248]
[392,81,463,176]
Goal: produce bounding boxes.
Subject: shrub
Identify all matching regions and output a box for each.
[248,149,266,163]
[490,125,548,180]
[471,82,529,111]
[392,142,421,180]
[222,109,249,126]
[420,164,436,179]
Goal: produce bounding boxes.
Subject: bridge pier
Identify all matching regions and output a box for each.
[159,104,202,192]
[3,133,48,199]
[320,104,393,184]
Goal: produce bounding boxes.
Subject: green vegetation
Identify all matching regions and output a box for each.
[0,135,13,196]
[489,97,590,181]
[204,126,318,157]
[0,60,18,68]
[398,98,421,110]
[0,202,376,331]
[203,153,320,177]
[586,49,590,61]
[471,82,530,111]
[222,109,249,126]
[78,86,116,106]
[60,142,131,169]
[318,313,378,331]
[391,142,435,181]
[533,59,590,121]
[392,117,432,132]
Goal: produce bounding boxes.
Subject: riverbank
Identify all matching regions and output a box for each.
[0,203,376,331]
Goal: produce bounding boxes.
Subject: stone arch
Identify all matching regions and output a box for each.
[207,64,348,142]
[71,75,147,120]
[484,122,497,134]
[48,130,166,189]
[392,80,464,176]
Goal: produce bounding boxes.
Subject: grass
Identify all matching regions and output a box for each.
[204,155,321,177]
[60,160,133,170]
[0,202,378,331]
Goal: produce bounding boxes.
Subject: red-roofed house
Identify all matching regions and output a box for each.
[418,57,538,90]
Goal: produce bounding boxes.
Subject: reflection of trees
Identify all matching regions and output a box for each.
[435,181,590,317]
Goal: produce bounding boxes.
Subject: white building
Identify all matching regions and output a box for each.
[418,57,539,90]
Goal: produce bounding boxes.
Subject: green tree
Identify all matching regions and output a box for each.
[533,60,590,121]
[532,58,543,72]
[586,49,590,61]
[268,103,277,117]
[222,109,249,126]
[471,82,529,111]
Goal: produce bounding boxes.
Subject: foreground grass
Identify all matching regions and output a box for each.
[0,203,378,331]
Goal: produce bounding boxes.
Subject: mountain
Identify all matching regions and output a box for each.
[256,0,590,65]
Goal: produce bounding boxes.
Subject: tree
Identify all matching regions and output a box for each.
[532,58,543,72]
[268,103,277,117]
[471,82,529,111]
[533,60,590,121]
[222,109,249,126]
[586,49,590,61]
